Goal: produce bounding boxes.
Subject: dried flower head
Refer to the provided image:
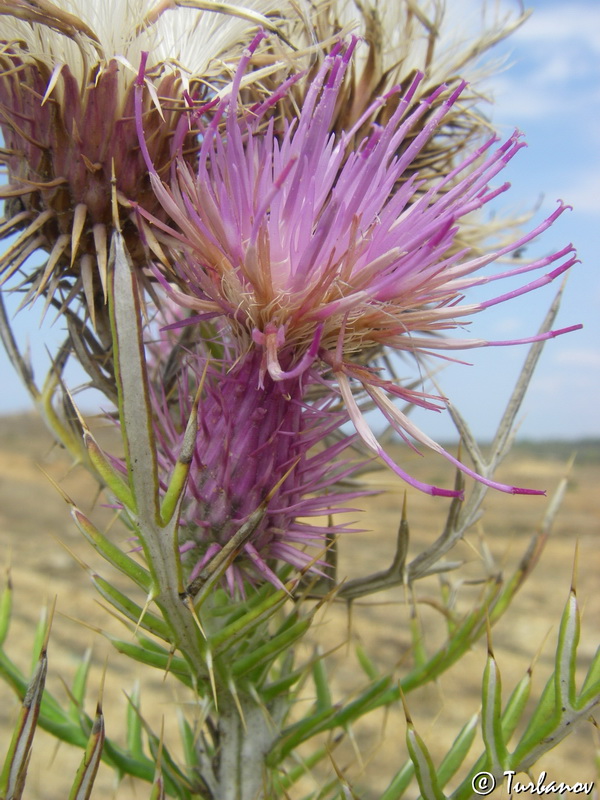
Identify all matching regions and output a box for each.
[0,0,296,326]
[137,34,580,498]
[247,0,530,255]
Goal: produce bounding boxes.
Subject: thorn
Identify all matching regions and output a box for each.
[70,203,87,268]
[134,592,157,637]
[228,678,247,732]
[37,464,76,505]
[571,540,579,595]
[163,645,177,683]
[398,683,413,725]
[184,594,207,639]
[42,595,57,653]
[486,614,494,658]
[111,159,121,234]
[206,648,218,711]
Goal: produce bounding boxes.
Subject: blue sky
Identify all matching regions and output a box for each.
[410,0,600,441]
[1,0,598,441]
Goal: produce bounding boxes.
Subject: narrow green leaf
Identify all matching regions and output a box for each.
[555,589,579,712]
[0,647,47,800]
[313,653,332,712]
[355,643,380,681]
[149,769,166,800]
[209,585,288,655]
[232,618,312,679]
[481,649,508,771]
[500,669,532,741]
[106,635,194,688]
[268,675,393,765]
[273,746,332,792]
[84,432,136,511]
[579,646,600,705]
[511,673,557,764]
[30,610,48,673]
[379,760,415,800]
[68,649,92,723]
[91,573,171,641]
[177,712,197,769]
[108,230,158,520]
[261,668,305,703]
[126,684,145,762]
[145,733,193,800]
[160,381,203,526]
[68,703,105,800]
[406,722,446,800]
[437,714,478,787]
[72,507,151,591]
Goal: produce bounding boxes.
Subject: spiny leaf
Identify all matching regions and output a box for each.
[481,644,508,772]
[90,572,171,641]
[437,714,478,788]
[71,507,152,591]
[68,649,93,724]
[84,431,136,511]
[406,721,446,800]
[105,634,194,688]
[125,684,145,762]
[68,702,105,800]
[0,645,47,800]
[160,374,206,526]
[108,229,158,520]
[379,759,415,800]
[313,651,332,712]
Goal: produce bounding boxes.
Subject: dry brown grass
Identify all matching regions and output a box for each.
[0,415,598,799]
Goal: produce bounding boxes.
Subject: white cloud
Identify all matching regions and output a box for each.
[512,5,600,52]
[485,2,600,123]
[552,170,600,215]
[555,349,600,369]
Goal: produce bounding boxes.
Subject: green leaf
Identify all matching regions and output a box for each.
[437,714,478,787]
[126,683,145,762]
[500,669,532,742]
[68,648,92,724]
[232,617,312,680]
[106,634,194,688]
[160,381,203,526]
[68,703,105,800]
[84,431,136,511]
[579,646,600,706]
[72,507,151,592]
[406,720,446,800]
[0,645,47,799]
[555,588,579,712]
[91,572,171,641]
[312,653,332,712]
[209,584,289,656]
[108,230,158,521]
[379,760,415,800]
[481,648,508,771]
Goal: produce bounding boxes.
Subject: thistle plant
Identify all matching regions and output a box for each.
[1,2,598,799]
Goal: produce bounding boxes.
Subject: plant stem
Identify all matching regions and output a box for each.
[218,696,276,800]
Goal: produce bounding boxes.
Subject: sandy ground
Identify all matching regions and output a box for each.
[0,414,598,799]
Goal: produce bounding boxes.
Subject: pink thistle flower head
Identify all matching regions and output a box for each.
[137,33,581,499]
[140,313,368,596]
